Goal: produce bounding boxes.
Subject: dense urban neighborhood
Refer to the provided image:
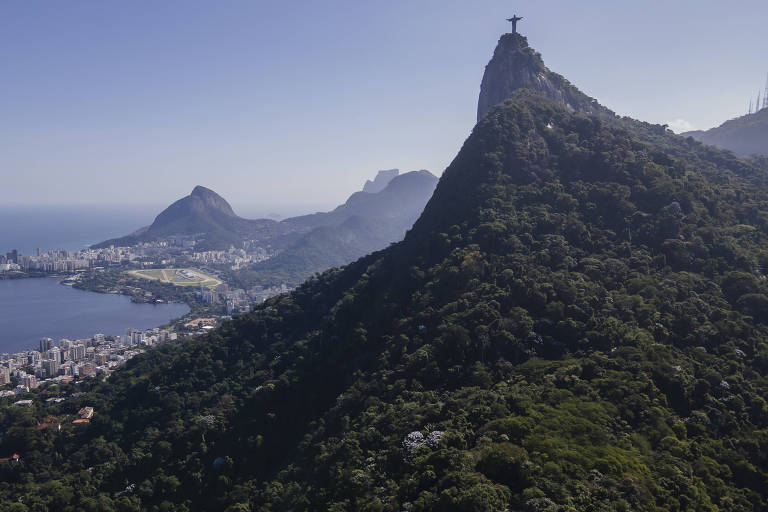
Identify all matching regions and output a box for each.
[0,240,293,390]
[0,236,276,274]
[1,329,176,398]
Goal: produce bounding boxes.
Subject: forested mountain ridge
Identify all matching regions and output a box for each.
[227,170,438,288]
[4,90,768,511]
[684,108,768,157]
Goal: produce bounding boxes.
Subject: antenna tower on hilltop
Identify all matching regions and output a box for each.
[746,73,768,114]
[763,73,768,110]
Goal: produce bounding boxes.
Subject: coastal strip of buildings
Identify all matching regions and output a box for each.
[0,328,177,398]
[1,237,276,274]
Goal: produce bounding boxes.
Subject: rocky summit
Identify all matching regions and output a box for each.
[477,32,607,122]
[148,186,242,234]
[363,169,400,193]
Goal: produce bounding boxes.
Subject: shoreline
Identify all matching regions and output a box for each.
[0,271,64,280]
[0,276,192,355]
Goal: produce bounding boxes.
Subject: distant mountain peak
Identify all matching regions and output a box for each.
[477,32,607,121]
[91,185,271,249]
[93,172,437,255]
[191,185,217,197]
[362,169,400,193]
[182,186,237,218]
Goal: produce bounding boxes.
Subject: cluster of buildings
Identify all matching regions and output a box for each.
[0,250,19,272]
[201,283,250,315]
[199,282,290,314]
[2,248,126,273]
[0,328,178,397]
[1,237,291,315]
[0,240,294,400]
[192,245,276,270]
[11,404,95,430]
[1,237,280,276]
[248,283,290,303]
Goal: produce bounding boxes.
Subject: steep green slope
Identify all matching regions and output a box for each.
[228,216,389,288]
[4,93,768,511]
[685,108,768,157]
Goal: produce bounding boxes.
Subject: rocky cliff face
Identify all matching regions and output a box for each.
[477,33,606,122]
[362,169,400,193]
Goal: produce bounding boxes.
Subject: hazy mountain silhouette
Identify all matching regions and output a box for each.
[362,169,400,193]
[93,186,279,249]
[685,108,768,156]
[94,171,438,285]
[231,170,438,286]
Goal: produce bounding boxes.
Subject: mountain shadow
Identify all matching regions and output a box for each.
[231,170,438,287]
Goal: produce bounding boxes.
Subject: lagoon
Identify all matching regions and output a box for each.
[0,277,189,353]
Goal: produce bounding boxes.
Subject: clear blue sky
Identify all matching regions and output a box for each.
[1,0,766,215]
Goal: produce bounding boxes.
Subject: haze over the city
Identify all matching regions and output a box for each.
[2,0,766,210]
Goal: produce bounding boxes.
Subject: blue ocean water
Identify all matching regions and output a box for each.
[0,206,189,353]
[0,278,189,354]
[0,205,158,255]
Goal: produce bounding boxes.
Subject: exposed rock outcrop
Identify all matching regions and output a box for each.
[362,169,400,193]
[477,33,607,122]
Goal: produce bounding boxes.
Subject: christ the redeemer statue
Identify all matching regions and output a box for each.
[507,14,523,34]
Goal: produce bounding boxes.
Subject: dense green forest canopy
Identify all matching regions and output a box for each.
[4,93,768,511]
